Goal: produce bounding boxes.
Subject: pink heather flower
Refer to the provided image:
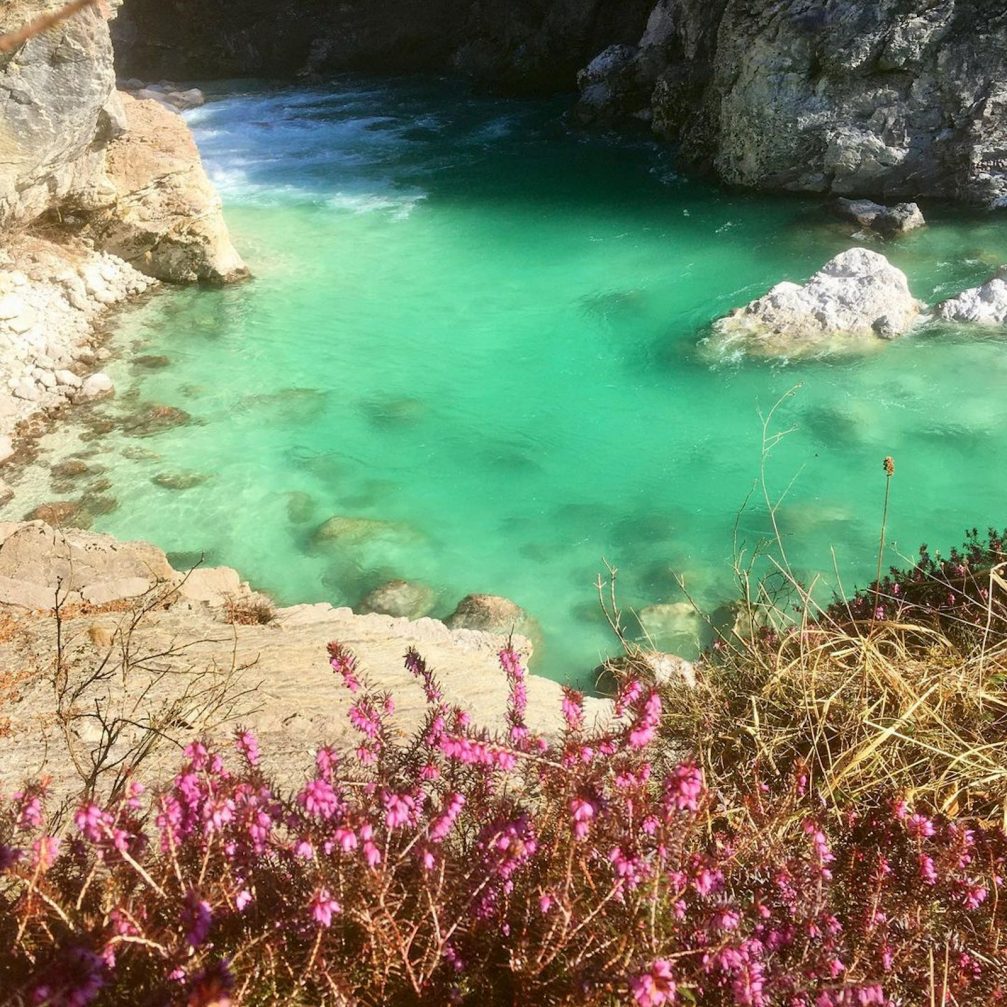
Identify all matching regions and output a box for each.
[348,699,383,739]
[328,642,361,691]
[235,889,253,912]
[430,793,465,843]
[906,813,935,838]
[16,793,43,831]
[75,804,108,843]
[234,729,260,766]
[963,882,989,909]
[631,959,677,1006]
[665,762,704,813]
[561,687,585,731]
[539,893,554,913]
[31,835,60,872]
[298,778,340,820]
[570,796,597,840]
[628,690,662,749]
[333,826,357,852]
[383,790,420,830]
[126,780,145,810]
[294,840,314,860]
[182,891,212,948]
[310,888,341,928]
[918,853,938,885]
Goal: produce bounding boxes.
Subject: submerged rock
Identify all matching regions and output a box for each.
[636,602,703,653]
[710,248,922,358]
[937,268,1007,326]
[152,471,209,491]
[358,579,437,620]
[122,404,193,436]
[446,594,532,637]
[286,492,318,525]
[24,501,90,528]
[834,198,926,237]
[313,515,416,548]
[134,354,171,370]
[595,650,696,693]
[51,459,91,482]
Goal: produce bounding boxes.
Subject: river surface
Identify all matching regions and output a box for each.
[7,77,1007,688]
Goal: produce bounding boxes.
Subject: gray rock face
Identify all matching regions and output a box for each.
[710,248,923,358]
[113,0,655,93]
[834,198,926,237]
[938,268,1007,325]
[577,0,1007,205]
[0,1,123,228]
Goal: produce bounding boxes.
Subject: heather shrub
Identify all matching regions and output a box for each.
[2,643,1007,1005]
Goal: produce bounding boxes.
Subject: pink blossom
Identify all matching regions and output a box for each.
[310,888,341,928]
[631,959,677,1006]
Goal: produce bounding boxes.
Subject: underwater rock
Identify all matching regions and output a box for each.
[152,471,209,491]
[134,354,171,369]
[595,650,696,693]
[446,594,531,636]
[51,459,91,482]
[710,248,922,358]
[635,601,703,653]
[358,579,437,620]
[24,501,91,528]
[360,395,428,429]
[121,404,193,436]
[241,388,330,425]
[313,515,415,547]
[937,267,1007,326]
[834,198,926,237]
[286,491,318,525]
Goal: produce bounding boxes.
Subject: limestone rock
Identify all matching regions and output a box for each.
[595,650,696,693]
[79,372,115,401]
[0,0,124,229]
[834,198,926,237]
[358,579,437,620]
[937,268,1007,326]
[710,248,923,358]
[82,93,248,285]
[636,602,703,652]
[446,594,530,636]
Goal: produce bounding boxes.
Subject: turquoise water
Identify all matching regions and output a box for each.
[8,77,1007,688]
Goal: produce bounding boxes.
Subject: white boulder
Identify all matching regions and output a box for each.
[710,248,923,358]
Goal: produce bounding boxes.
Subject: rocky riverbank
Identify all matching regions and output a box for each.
[0,520,613,799]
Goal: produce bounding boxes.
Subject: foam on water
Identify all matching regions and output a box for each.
[6,77,1007,689]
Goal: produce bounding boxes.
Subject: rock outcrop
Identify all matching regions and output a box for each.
[834,198,926,238]
[112,0,656,94]
[0,0,123,228]
[81,93,248,284]
[0,522,614,796]
[575,0,1007,205]
[709,248,923,358]
[0,1,244,283]
[938,268,1007,326]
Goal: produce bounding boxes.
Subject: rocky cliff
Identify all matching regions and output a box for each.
[0,0,245,280]
[576,0,1007,205]
[112,0,657,93]
[114,0,1007,203]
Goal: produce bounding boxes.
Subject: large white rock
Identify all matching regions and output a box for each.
[937,268,1007,325]
[710,248,923,358]
[78,372,114,401]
